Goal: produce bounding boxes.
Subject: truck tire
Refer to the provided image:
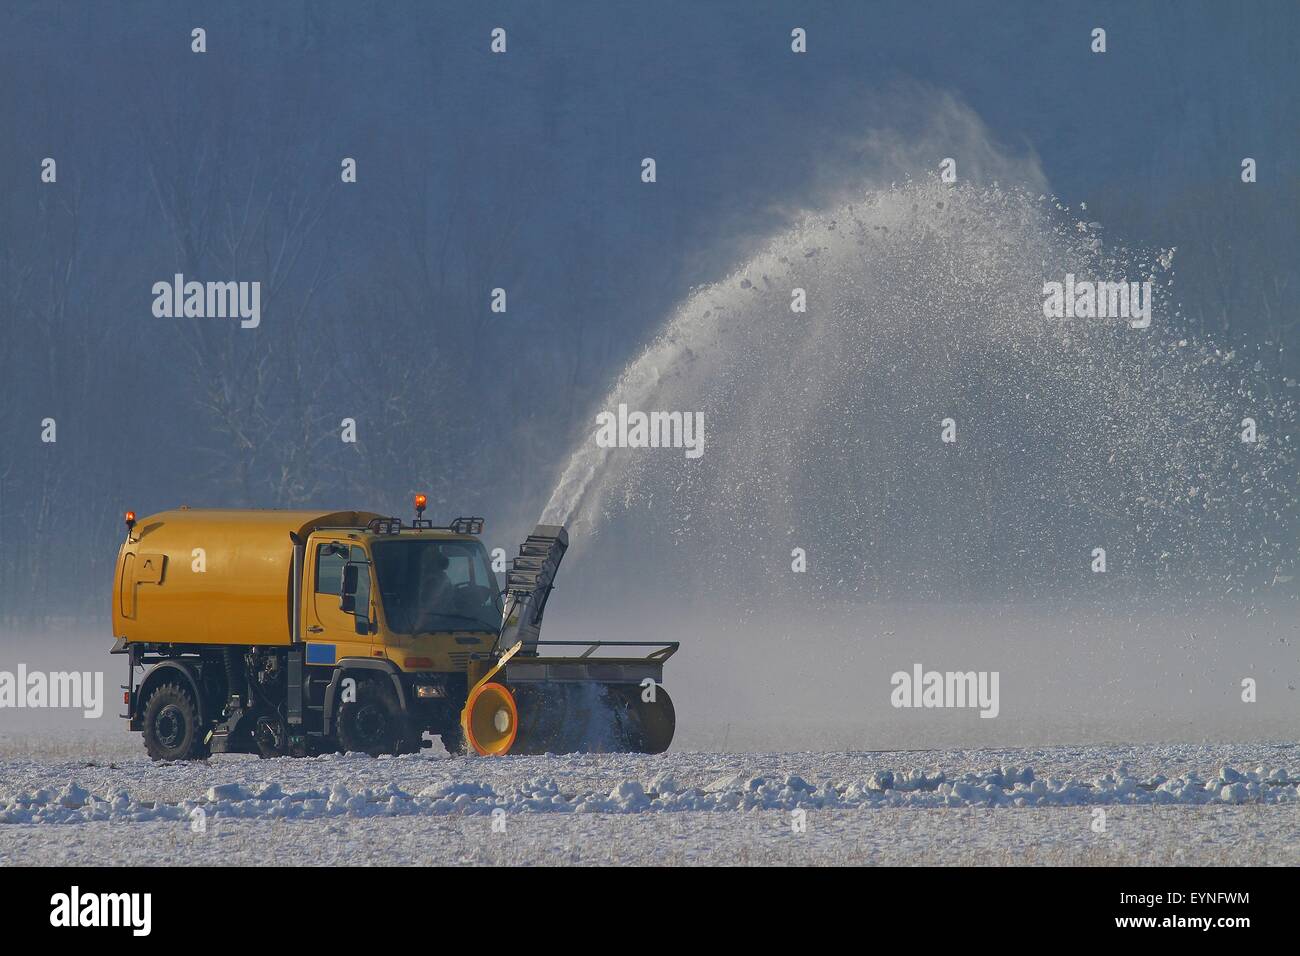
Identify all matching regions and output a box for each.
[440,721,467,756]
[142,682,210,762]
[336,676,410,757]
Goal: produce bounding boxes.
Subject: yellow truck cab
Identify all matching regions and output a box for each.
[112,502,678,761]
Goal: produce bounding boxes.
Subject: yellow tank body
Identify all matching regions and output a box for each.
[113,508,380,646]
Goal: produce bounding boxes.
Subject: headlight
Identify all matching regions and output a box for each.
[414,684,445,699]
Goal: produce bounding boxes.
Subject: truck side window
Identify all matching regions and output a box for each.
[316,544,347,595]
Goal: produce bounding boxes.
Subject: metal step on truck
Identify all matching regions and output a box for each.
[111,498,677,760]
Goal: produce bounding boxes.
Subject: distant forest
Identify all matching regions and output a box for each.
[1,2,1295,623]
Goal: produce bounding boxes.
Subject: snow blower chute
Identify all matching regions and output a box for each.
[459,524,678,756]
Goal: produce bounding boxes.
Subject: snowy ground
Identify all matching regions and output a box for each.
[1,734,1296,865]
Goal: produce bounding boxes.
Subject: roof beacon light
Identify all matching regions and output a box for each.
[412,494,434,529]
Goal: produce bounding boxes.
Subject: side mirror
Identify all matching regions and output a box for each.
[339,563,359,613]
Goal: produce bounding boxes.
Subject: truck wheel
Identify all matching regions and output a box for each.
[336,677,409,757]
[440,722,467,756]
[142,682,210,762]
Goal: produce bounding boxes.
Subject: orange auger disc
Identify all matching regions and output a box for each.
[463,682,518,756]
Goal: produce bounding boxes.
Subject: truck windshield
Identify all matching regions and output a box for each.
[371,538,502,635]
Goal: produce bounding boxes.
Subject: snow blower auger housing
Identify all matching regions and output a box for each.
[109,502,677,761]
[459,524,679,756]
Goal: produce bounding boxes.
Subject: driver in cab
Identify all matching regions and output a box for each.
[413,548,456,633]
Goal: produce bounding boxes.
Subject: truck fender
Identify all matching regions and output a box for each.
[135,659,207,729]
[322,659,409,735]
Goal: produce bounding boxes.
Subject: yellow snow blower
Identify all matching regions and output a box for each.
[112,502,677,760]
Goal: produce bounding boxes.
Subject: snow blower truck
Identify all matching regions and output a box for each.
[110,500,677,760]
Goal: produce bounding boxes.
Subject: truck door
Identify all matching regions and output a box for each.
[305,538,381,666]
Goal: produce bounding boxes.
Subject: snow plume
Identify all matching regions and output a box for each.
[544,106,1294,604]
